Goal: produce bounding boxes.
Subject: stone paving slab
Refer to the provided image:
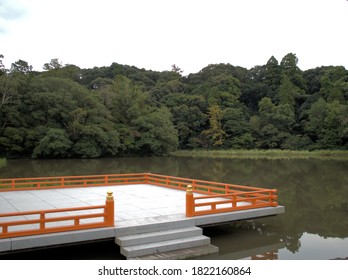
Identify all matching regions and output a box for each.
[0,184,187,231]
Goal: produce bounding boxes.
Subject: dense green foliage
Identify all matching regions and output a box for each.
[0,54,347,158]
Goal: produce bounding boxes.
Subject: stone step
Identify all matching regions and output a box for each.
[115,218,195,237]
[121,235,211,258]
[128,244,219,260]
[116,226,202,247]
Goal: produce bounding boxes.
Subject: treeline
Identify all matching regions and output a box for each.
[0,53,347,158]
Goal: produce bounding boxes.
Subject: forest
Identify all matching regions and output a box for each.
[0,53,347,158]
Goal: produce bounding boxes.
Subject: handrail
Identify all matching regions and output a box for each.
[0,173,146,191]
[146,173,269,195]
[0,173,279,220]
[185,185,278,217]
[0,191,114,239]
[0,173,271,195]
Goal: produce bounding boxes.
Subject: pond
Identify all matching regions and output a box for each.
[0,157,347,260]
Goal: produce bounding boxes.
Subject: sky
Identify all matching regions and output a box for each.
[1,0,348,75]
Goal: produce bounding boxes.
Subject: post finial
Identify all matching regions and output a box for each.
[107,190,114,201]
[187,184,193,194]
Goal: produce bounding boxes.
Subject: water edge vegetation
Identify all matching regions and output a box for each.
[0,158,6,167]
[171,149,348,160]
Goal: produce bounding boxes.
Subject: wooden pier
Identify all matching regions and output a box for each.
[0,173,284,259]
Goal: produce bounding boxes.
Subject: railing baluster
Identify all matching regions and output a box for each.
[40,212,45,229]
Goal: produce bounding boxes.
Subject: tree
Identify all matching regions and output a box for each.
[202,105,226,147]
[280,53,306,91]
[0,73,24,138]
[304,98,346,148]
[256,96,296,148]
[264,56,282,98]
[258,97,276,125]
[161,93,207,148]
[32,129,72,158]
[319,66,348,103]
[95,75,178,155]
[0,127,27,154]
[132,107,178,155]
[222,107,252,148]
[26,77,121,158]
[277,74,301,106]
[10,59,33,74]
[0,75,16,109]
[0,54,5,75]
[43,58,62,71]
[171,64,183,75]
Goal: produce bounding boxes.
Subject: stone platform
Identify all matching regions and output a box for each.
[0,184,284,259]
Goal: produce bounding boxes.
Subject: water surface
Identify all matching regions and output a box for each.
[0,157,347,260]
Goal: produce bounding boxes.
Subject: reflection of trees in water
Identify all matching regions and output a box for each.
[0,157,181,178]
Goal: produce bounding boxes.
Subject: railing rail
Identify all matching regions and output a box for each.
[0,173,146,191]
[0,192,114,239]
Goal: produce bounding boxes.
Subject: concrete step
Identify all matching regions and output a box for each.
[121,235,211,258]
[128,244,219,260]
[115,218,195,237]
[116,226,202,247]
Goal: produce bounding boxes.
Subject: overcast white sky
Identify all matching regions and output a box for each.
[1,0,347,75]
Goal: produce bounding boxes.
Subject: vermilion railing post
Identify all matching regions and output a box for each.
[271,190,278,206]
[105,191,115,226]
[40,212,45,229]
[186,185,194,217]
[232,195,237,208]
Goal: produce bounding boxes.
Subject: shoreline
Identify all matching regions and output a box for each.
[170,149,348,160]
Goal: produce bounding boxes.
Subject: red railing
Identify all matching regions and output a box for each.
[146,173,278,216]
[0,192,114,239]
[0,173,279,227]
[185,187,278,217]
[0,173,146,191]
[146,173,270,194]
